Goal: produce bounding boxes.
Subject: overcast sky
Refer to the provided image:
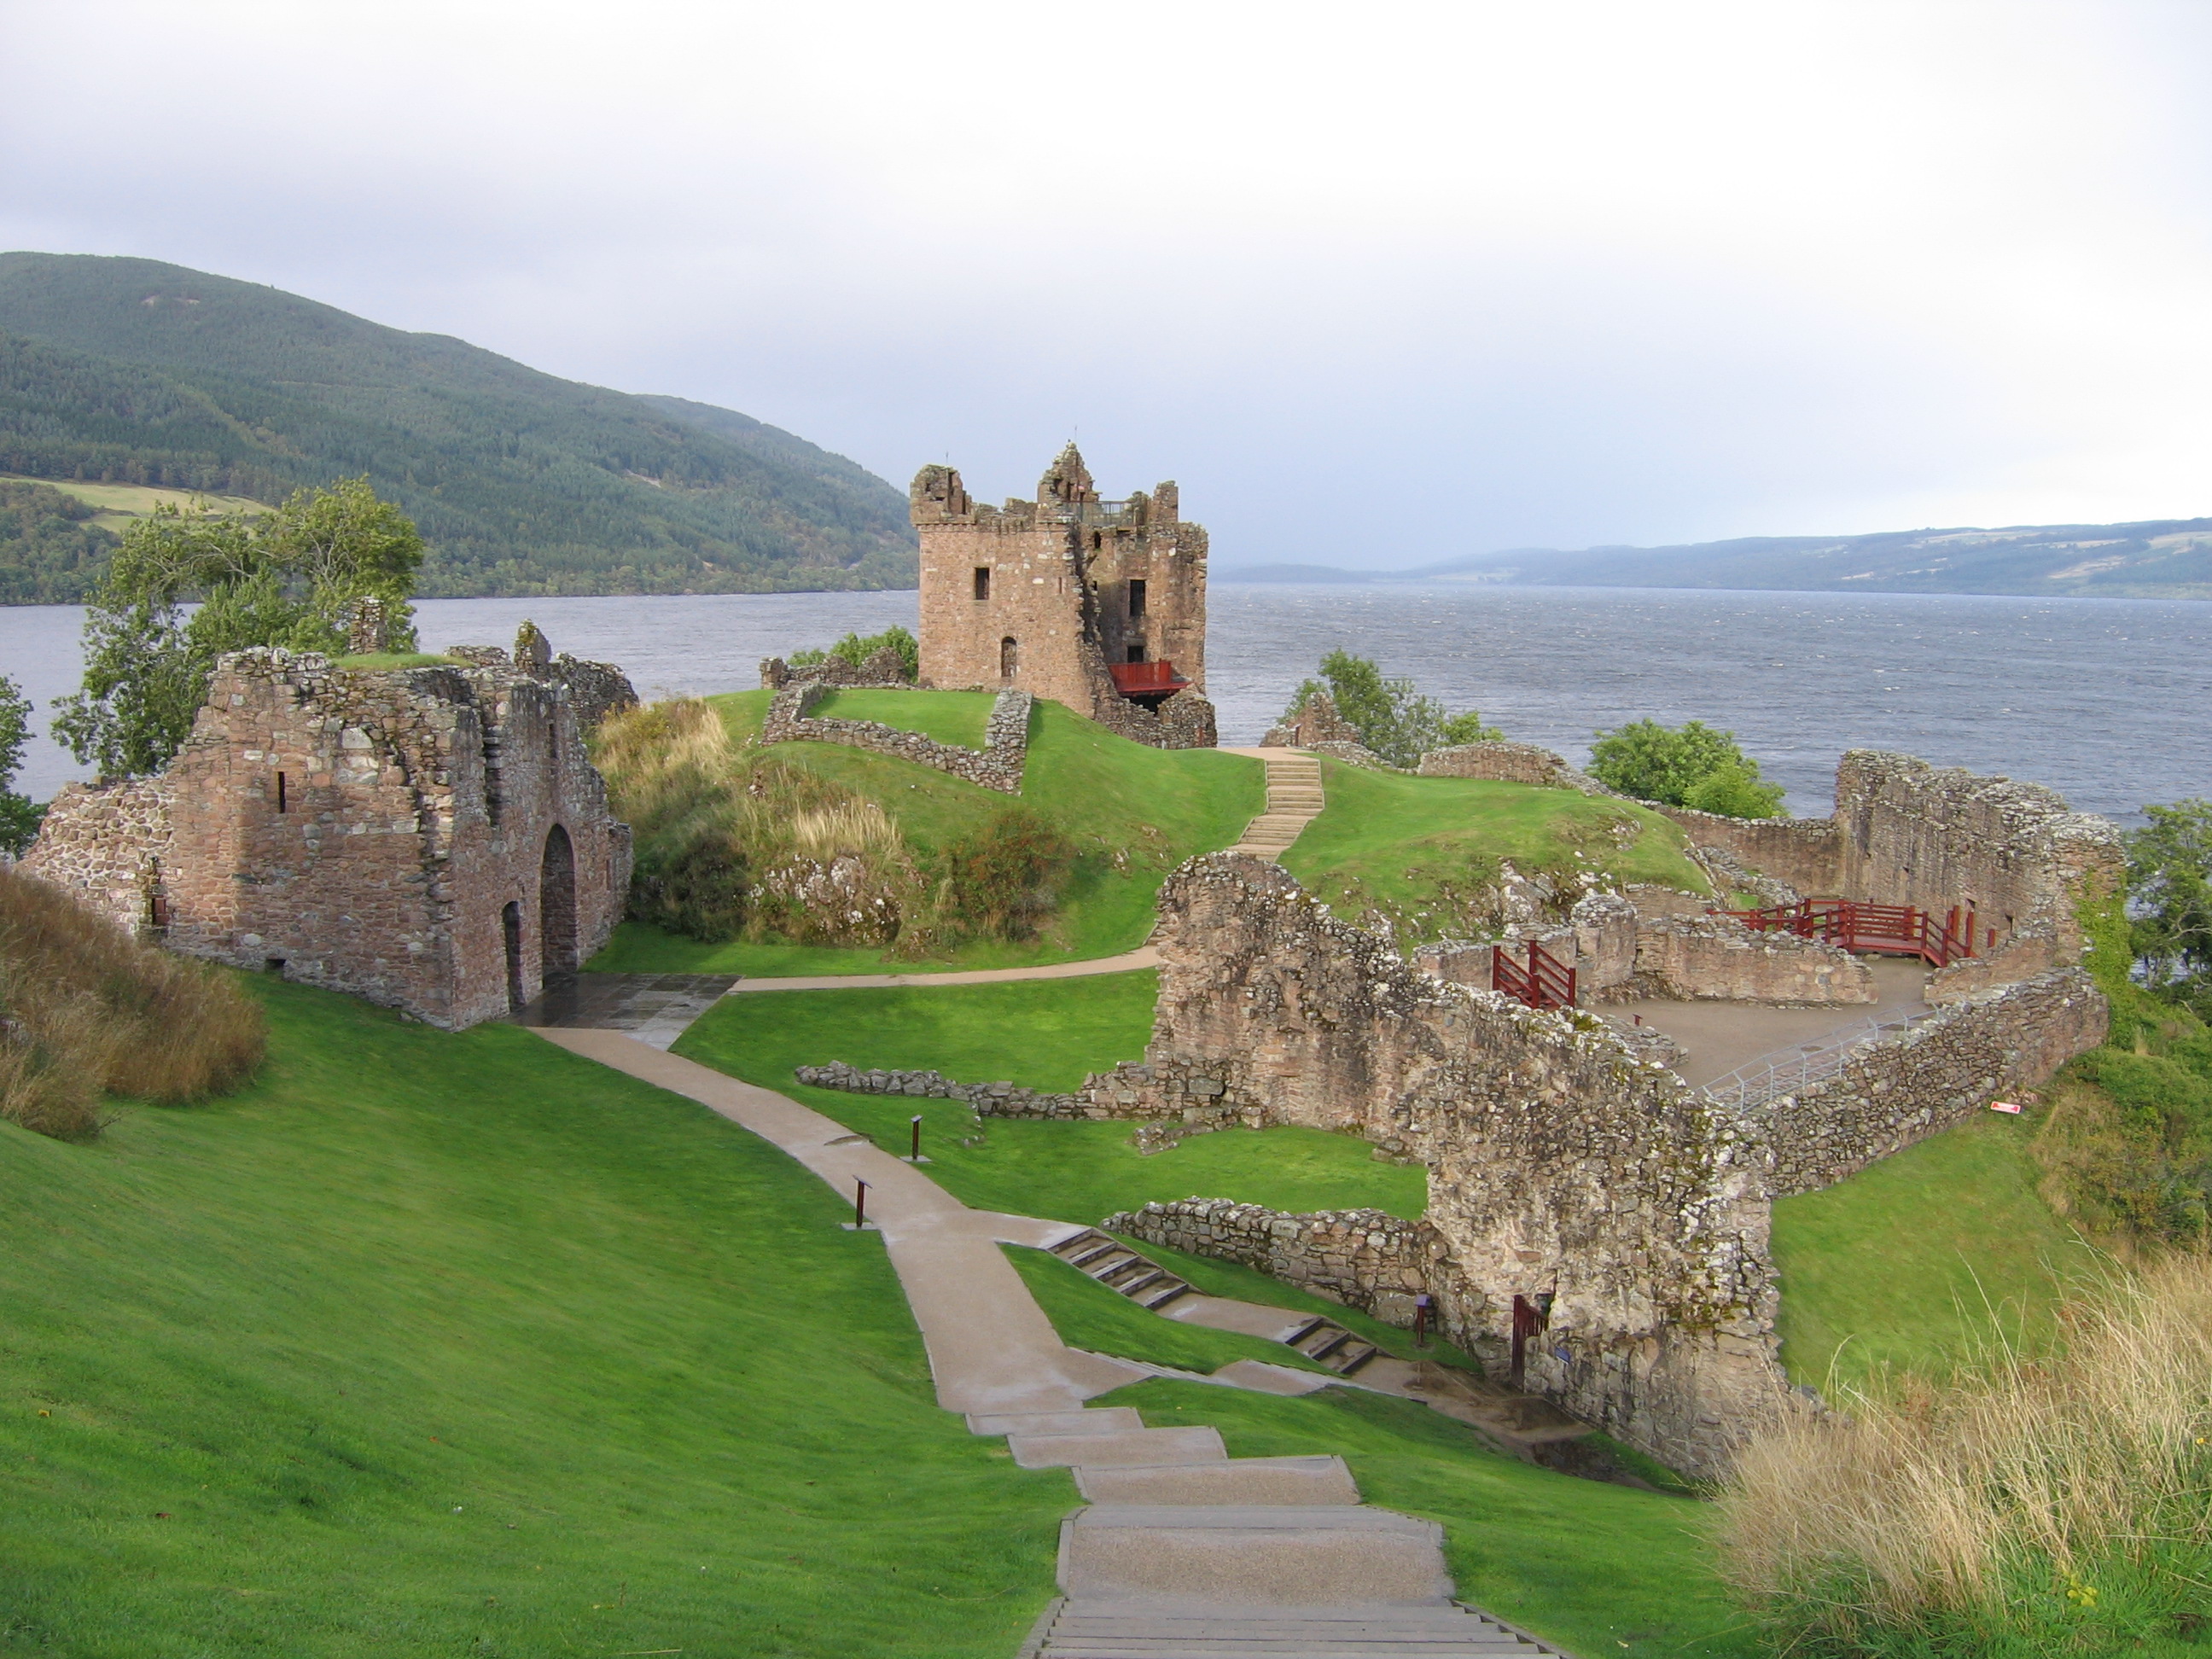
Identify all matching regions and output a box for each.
[3,0,2209,571]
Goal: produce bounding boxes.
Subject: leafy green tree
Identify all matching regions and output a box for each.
[51,480,425,777]
[0,673,40,853]
[1587,718,1785,818]
[2130,800,2212,1000]
[789,625,918,680]
[1282,650,1499,768]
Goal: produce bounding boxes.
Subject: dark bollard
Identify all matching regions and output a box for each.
[853,1178,870,1230]
[1413,1294,1432,1348]
[911,1115,923,1161]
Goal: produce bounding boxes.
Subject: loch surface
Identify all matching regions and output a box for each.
[4,583,2204,821]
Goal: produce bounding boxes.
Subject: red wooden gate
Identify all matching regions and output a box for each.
[1493,939,1577,1010]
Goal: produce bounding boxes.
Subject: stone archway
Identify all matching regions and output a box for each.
[999,636,1018,684]
[539,824,578,976]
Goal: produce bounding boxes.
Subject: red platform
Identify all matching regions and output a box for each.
[1108,660,1190,696]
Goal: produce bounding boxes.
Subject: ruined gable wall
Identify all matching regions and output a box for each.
[1651,806,1844,895]
[19,779,174,935]
[1115,854,1791,1477]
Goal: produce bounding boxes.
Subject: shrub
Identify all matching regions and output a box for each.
[1280,650,1499,768]
[0,866,265,1139]
[927,807,1078,942]
[788,625,918,680]
[1587,718,1785,818]
[1718,1255,2212,1656]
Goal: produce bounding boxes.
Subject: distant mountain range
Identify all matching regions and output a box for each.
[0,253,917,600]
[1220,520,2212,600]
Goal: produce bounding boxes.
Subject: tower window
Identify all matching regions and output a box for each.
[1126,643,1146,663]
[1127,579,1147,620]
[973,566,991,601]
[276,771,288,813]
[999,637,1018,682]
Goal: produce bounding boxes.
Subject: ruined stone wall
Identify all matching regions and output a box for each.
[911,446,1208,747]
[1103,853,1790,1478]
[1652,806,1844,895]
[1417,741,1610,795]
[1631,915,1876,1004]
[1090,685,1220,750]
[760,682,1033,792]
[759,649,913,691]
[1758,967,2107,1195]
[1100,1199,1444,1326]
[24,643,632,1030]
[20,778,174,935]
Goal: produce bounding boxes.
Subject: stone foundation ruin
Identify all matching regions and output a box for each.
[23,626,637,1031]
[758,681,1033,792]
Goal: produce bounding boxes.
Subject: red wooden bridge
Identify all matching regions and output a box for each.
[1722,899,1982,969]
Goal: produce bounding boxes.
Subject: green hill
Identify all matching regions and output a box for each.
[0,252,918,599]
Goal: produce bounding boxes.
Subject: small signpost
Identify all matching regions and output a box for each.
[843,1177,873,1231]
[904,1115,930,1163]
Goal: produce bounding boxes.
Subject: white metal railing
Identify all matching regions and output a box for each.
[1702,1005,1941,1110]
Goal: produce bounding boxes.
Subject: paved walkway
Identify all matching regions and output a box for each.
[1609,956,1931,1088]
[722,946,1160,997]
[532,1028,1570,1656]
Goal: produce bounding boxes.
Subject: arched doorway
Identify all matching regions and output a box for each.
[502,900,525,1011]
[539,824,578,977]
[999,636,1018,684]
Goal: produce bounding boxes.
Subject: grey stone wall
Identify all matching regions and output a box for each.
[1100,1198,1443,1325]
[760,681,1033,792]
[20,778,173,936]
[1629,914,1875,1004]
[1417,741,1610,795]
[1756,967,2107,1195]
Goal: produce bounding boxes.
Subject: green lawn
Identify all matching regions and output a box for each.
[1091,1382,1761,1659]
[588,691,1263,976]
[0,978,1077,1657]
[1280,763,1710,946]
[0,473,268,533]
[1771,1110,2100,1393]
[1004,1246,1340,1376]
[671,973,1428,1224]
[811,687,994,748]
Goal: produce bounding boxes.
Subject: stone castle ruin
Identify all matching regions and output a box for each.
[24,626,637,1031]
[909,443,1217,748]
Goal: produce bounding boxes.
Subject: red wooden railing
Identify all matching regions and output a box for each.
[1493,938,1578,1010]
[1723,899,1978,969]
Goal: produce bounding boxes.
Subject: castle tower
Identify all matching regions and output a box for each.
[910,443,1216,748]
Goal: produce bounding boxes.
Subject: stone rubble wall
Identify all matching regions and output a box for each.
[19,778,174,936]
[760,681,1033,793]
[793,1060,1144,1121]
[1099,1198,1446,1326]
[759,647,914,691]
[1757,966,2107,1195]
[1260,688,1365,750]
[1630,914,1876,1005]
[1416,741,1610,796]
[1090,684,1220,750]
[1104,853,1790,1479]
[1652,806,1844,896]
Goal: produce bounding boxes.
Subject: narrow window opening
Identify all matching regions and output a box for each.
[999,636,1018,683]
[1127,579,1147,620]
[972,566,991,601]
[1091,531,1103,550]
[503,901,525,1011]
[1126,643,1147,663]
[276,771,288,813]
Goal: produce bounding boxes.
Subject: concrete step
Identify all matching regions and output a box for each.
[1039,1600,1561,1657]
[1010,1425,1228,1469]
[971,1407,1145,1437]
[1059,1505,1452,1605]
[1074,1455,1361,1507]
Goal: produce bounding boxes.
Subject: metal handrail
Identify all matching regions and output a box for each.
[1702,1004,1940,1110]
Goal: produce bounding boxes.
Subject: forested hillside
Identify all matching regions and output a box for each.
[0,253,917,599]
[0,478,114,602]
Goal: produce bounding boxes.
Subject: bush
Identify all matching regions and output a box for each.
[1281,650,1498,767]
[1587,719,1785,818]
[788,625,918,680]
[1718,1255,2212,1656]
[926,807,1078,942]
[0,866,265,1139]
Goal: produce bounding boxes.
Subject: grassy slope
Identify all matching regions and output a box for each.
[1281,762,1710,943]
[591,690,1265,976]
[0,472,268,532]
[671,973,1427,1224]
[1096,1381,1760,1659]
[1004,1247,1339,1376]
[0,979,1077,1657]
[1771,1111,2100,1392]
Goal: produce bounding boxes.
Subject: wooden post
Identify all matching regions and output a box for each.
[910,1115,923,1161]
[853,1179,870,1229]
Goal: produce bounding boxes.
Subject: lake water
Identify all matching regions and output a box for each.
[3,585,2205,822]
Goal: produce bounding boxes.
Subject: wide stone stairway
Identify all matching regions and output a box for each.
[1224,748,1327,861]
[995,1404,1566,1657]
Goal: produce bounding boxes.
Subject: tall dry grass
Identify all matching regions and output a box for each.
[1719,1256,2212,1653]
[0,864,265,1140]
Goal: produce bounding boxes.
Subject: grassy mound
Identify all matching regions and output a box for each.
[591,690,1261,975]
[1280,761,1710,946]
[1772,1111,2099,1392]
[0,866,264,1139]
[672,973,1427,1222]
[0,977,1075,1656]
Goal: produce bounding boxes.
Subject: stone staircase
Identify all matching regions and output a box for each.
[980,1405,1575,1658]
[1229,750,1326,861]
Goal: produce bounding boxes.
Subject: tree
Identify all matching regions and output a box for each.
[789,625,918,680]
[51,480,426,778]
[1586,718,1786,818]
[0,673,39,854]
[1281,650,1500,768]
[2129,800,2212,998]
